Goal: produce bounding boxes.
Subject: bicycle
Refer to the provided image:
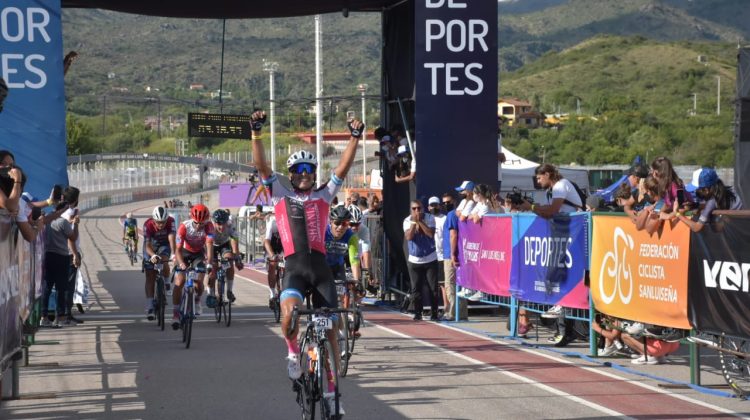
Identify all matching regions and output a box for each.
[153,261,167,331]
[269,255,285,323]
[687,330,750,399]
[213,257,233,327]
[178,264,203,349]
[335,277,364,378]
[125,238,137,266]
[290,305,349,420]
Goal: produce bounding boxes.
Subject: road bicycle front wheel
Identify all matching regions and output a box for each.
[297,333,316,420]
[224,298,231,327]
[156,276,165,330]
[719,335,750,399]
[339,307,351,378]
[348,308,362,356]
[184,289,194,349]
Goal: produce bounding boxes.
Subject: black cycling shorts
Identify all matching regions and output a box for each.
[177,249,206,272]
[143,244,170,271]
[212,242,234,261]
[281,251,337,309]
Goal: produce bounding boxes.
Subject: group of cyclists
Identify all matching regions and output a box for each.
[118,110,365,417]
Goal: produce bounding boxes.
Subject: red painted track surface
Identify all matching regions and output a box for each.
[239,266,735,419]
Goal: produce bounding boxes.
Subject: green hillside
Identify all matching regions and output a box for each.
[500,35,737,166]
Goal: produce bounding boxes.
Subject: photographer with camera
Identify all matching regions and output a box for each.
[404,199,440,321]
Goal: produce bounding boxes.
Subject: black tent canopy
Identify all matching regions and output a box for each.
[60,0,404,18]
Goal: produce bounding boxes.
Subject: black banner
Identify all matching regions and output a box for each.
[688,215,750,337]
[415,0,498,197]
[188,113,252,139]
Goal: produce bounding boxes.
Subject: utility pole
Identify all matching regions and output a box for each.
[692,93,697,116]
[315,14,323,187]
[716,76,721,116]
[358,83,368,187]
[264,59,279,171]
[102,94,107,134]
[219,19,226,114]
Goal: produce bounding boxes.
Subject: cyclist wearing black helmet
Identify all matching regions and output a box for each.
[206,209,243,308]
[251,109,363,413]
[325,206,361,283]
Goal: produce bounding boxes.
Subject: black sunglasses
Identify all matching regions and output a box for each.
[411,206,421,210]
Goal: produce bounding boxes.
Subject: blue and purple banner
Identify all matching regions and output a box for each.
[511,213,589,309]
[0,1,67,199]
[219,182,271,208]
[457,215,513,297]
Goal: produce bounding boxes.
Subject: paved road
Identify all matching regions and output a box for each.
[2,196,750,419]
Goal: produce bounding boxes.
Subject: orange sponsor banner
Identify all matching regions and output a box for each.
[590,215,691,329]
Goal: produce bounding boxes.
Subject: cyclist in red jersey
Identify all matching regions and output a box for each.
[251,110,363,414]
[143,206,176,320]
[171,203,214,330]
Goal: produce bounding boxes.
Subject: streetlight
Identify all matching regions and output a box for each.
[263,59,279,171]
[357,83,368,187]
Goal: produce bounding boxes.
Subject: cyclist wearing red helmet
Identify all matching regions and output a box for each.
[251,109,363,413]
[171,203,214,330]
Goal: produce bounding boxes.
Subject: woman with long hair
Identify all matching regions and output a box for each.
[650,156,693,212]
[468,183,502,223]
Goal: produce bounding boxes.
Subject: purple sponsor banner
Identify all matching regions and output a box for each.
[219,182,270,208]
[457,216,513,296]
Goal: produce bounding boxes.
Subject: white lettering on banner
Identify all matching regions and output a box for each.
[639,243,680,260]
[638,284,678,303]
[0,6,52,89]
[480,249,505,262]
[461,238,480,263]
[534,280,559,293]
[703,260,750,292]
[523,236,573,269]
[426,0,467,8]
[638,264,665,280]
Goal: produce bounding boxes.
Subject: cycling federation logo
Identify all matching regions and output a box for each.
[598,227,634,305]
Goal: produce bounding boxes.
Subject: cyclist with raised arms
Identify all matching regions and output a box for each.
[143,206,176,320]
[122,212,138,254]
[171,203,214,330]
[264,215,284,306]
[206,209,243,308]
[251,109,363,415]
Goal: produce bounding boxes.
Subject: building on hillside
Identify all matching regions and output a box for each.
[111,87,129,93]
[210,90,232,99]
[515,111,545,128]
[497,98,533,126]
[189,84,205,91]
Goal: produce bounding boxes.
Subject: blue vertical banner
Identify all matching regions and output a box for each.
[0,0,67,199]
[415,0,498,197]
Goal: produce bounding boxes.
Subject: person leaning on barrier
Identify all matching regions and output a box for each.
[41,201,80,327]
[674,167,743,232]
[0,153,23,214]
[468,183,502,223]
[519,163,582,217]
[0,166,41,242]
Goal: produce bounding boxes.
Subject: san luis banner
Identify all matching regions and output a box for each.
[457,215,512,297]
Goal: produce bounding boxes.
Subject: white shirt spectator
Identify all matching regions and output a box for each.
[62,207,81,250]
[456,198,475,217]
[356,224,371,256]
[433,213,446,261]
[547,178,581,213]
[402,213,437,264]
[15,198,29,223]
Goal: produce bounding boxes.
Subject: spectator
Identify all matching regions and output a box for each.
[519,164,581,347]
[428,196,447,319]
[676,168,743,232]
[390,124,409,149]
[635,176,665,234]
[403,199,439,321]
[0,166,40,242]
[650,156,693,214]
[519,163,582,217]
[367,195,382,216]
[454,180,475,222]
[61,187,83,324]
[375,126,399,171]
[357,196,368,214]
[614,183,638,224]
[394,146,416,184]
[469,183,502,223]
[0,151,23,213]
[41,201,79,327]
[346,191,360,208]
[441,193,468,320]
[626,163,649,206]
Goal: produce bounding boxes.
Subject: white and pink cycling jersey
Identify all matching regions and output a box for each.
[176,220,214,254]
[262,173,341,257]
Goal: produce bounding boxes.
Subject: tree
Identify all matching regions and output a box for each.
[66,115,97,155]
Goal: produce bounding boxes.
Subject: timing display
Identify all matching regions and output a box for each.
[188,113,252,139]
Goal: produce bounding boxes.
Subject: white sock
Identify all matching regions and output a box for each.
[207,287,214,296]
[269,287,277,298]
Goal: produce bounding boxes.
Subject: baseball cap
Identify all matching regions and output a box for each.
[380,135,392,143]
[686,167,718,192]
[455,180,475,192]
[397,145,408,155]
[428,196,440,206]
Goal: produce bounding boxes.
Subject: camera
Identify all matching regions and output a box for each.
[52,184,63,202]
[506,187,533,206]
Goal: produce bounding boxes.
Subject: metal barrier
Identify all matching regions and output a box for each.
[236,213,268,268]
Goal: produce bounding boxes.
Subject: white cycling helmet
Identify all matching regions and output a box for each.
[126,212,133,219]
[286,150,317,170]
[152,206,168,222]
[347,204,363,224]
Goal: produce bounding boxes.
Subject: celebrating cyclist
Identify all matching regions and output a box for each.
[264,215,284,307]
[143,206,176,320]
[251,109,363,414]
[122,212,138,254]
[172,203,214,330]
[206,209,243,308]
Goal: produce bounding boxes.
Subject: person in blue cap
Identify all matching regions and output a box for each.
[675,167,742,232]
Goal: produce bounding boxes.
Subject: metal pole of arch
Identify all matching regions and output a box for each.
[264,59,279,172]
[358,83,368,187]
[315,14,323,187]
